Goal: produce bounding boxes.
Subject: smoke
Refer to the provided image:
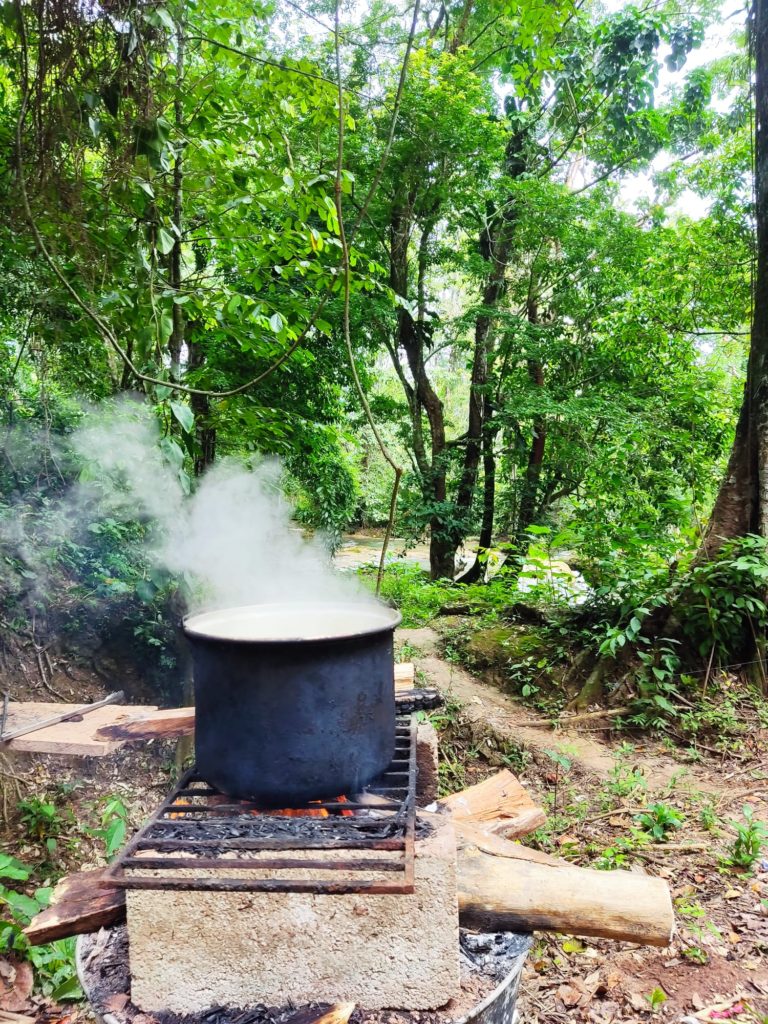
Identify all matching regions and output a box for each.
[72,397,368,611]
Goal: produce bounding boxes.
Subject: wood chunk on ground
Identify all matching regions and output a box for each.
[438,768,546,838]
[23,870,125,946]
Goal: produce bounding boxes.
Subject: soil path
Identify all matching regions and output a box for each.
[397,627,762,803]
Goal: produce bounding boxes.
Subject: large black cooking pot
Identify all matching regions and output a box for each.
[183,602,401,805]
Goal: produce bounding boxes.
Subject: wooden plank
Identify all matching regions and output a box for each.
[394,662,415,687]
[457,840,675,947]
[1,702,157,756]
[96,707,195,742]
[439,769,547,839]
[0,692,124,743]
[95,664,420,742]
[23,869,126,945]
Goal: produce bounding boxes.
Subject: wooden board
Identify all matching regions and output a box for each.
[0,702,158,756]
[23,869,126,945]
[96,707,195,742]
[3,664,416,755]
[439,769,547,839]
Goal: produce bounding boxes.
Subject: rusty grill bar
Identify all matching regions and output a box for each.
[103,716,418,895]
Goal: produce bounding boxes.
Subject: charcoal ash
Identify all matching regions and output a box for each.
[459,931,532,979]
[144,812,433,847]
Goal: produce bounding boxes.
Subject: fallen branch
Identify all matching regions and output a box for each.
[523,706,632,728]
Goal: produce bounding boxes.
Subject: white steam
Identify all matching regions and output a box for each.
[73,397,369,612]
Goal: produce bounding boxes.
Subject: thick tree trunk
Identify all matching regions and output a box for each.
[429,530,457,579]
[696,394,753,561]
[695,0,768,556]
[571,0,768,708]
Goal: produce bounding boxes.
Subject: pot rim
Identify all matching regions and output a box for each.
[183,601,402,644]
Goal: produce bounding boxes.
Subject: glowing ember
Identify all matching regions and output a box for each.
[252,795,354,819]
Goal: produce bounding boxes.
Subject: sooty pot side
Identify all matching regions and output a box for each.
[184,605,400,805]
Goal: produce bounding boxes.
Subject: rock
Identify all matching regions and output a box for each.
[464,626,548,672]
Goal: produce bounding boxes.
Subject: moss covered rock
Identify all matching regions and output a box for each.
[465,625,548,671]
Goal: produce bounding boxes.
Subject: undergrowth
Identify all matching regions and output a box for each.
[0,788,131,1004]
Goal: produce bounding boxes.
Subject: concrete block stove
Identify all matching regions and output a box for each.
[103,718,461,1015]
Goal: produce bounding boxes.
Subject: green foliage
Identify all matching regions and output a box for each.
[0,856,81,1001]
[634,802,685,841]
[676,895,723,961]
[646,987,668,1013]
[603,744,647,804]
[18,797,67,843]
[368,563,455,626]
[721,805,768,871]
[88,796,130,861]
[682,536,768,658]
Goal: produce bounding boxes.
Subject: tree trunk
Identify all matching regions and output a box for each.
[694,0,768,555]
[188,337,215,476]
[429,530,457,579]
[389,204,454,579]
[571,0,768,708]
[447,127,529,578]
[514,359,546,547]
[168,22,185,383]
[456,399,497,584]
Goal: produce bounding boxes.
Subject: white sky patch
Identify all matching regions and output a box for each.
[617,0,745,217]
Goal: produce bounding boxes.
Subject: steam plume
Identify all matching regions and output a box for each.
[73,397,367,611]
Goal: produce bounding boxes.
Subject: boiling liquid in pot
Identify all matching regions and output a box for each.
[184,602,400,642]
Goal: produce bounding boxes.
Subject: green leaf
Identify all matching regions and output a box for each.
[170,401,194,434]
[0,855,30,882]
[156,227,175,255]
[159,437,184,469]
[51,976,84,1001]
[269,312,283,333]
[0,889,42,922]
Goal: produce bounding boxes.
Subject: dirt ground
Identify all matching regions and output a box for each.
[398,626,768,1024]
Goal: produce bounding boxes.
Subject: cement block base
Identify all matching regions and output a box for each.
[416,720,439,805]
[127,813,459,1014]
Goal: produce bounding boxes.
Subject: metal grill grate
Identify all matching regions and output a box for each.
[103,716,418,895]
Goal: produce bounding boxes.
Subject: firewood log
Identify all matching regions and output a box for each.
[456,839,674,947]
[284,1003,356,1024]
[439,769,546,838]
[453,820,561,866]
